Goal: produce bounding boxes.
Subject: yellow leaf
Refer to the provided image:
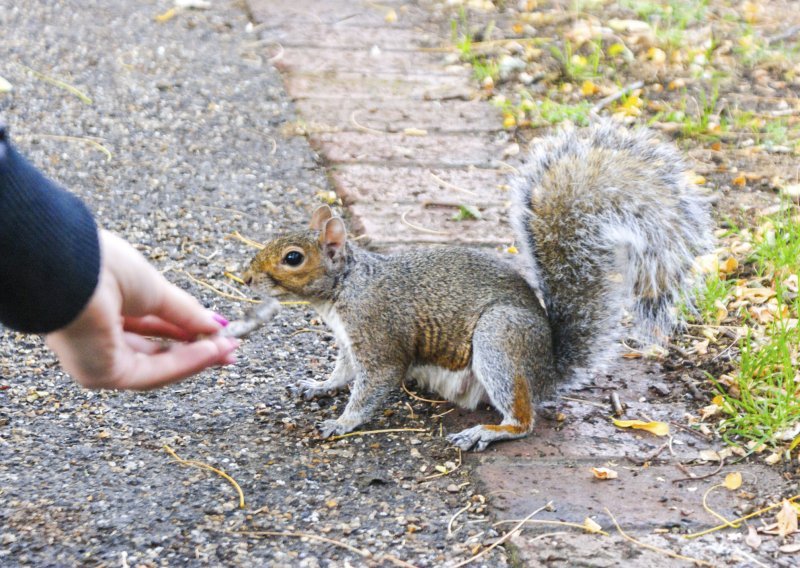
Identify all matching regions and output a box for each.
[719,257,738,275]
[732,174,747,187]
[712,394,725,406]
[612,419,670,436]
[581,80,600,96]
[647,47,666,64]
[506,245,519,254]
[434,465,448,474]
[591,467,618,480]
[723,472,743,490]
[607,43,625,57]
[790,434,800,452]
[502,114,516,129]
[512,23,524,35]
[155,7,178,23]
[583,517,604,533]
[384,9,398,23]
[693,174,707,185]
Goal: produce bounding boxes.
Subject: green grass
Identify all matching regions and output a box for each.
[715,322,800,449]
[689,271,737,325]
[712,206,800,451]
[496,94,593,128]
[550,40,603,82]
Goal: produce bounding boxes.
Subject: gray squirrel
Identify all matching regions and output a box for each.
[243,121,713,451]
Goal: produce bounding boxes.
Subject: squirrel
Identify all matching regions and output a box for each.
[242,121,713,452]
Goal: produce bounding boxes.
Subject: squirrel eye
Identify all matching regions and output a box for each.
[283,251,304,267]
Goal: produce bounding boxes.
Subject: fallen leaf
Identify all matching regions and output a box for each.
[765,452,782,465]
[581,80,600,96]
[745,525,762,550]
[723,472,743,490]
[612,419,670,436]
[777,499,799,537]
[591,467,618,480]
[384,9,398,23]
[583,517,604,533]
[154,7,178,22]
[699,449,722,462]
[733,174,747,187]
[779,543,800,553]
[720,257,738,274]
[506,246,519,254]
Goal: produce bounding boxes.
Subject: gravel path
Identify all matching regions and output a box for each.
[0,1,503,566]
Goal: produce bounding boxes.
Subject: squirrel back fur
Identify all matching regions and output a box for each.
[511,121,713,380]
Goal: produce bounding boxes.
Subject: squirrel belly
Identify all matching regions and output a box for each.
[245,121,713,452]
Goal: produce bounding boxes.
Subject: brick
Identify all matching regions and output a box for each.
[294,98,503,134]
[330,165,510,206]
[347,202,513,248]
[257,21,437,50]
[274,46,453,76]
[247,0,425,31]
[284,72,473,101]
[475,460,782,531]
[308,131,507,168]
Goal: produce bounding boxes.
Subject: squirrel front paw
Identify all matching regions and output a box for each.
[317,418,351,438]
[291,378,338,401]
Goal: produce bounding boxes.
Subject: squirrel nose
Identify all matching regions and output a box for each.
[242,272,253,286]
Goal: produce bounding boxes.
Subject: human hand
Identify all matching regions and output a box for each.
[46,230,239,390]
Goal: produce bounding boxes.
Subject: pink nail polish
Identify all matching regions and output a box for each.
[212,313,229,327]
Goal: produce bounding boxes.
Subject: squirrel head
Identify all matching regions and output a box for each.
[243,205,349,301]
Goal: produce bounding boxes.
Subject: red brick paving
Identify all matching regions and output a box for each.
[247,0,509,250]
[245,1,779,564]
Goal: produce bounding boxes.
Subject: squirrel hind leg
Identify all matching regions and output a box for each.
[447,307,555,452]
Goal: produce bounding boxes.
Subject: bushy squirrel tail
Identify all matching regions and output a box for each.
[511,121,713,379]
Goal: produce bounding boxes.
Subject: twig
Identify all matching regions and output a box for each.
[224,271,246,285]
[560,395,607,409]
[31,133,112,161]
[328,428,428,441]
[182,271,261,303]
[452,502,553,567]
[17,63,93,104]
[492,518,610,536]
[448,502,472,537]
[610,391,624,416]
[228,230,265,250]
[702,483,739,529]
[767,24,800,45]
[605,508,713,566]
[289,327,328,338]
[432,407,455,419]
[671,458,725,484]
[400,209,449,235]
[429,171,479,197]
[163,445,245,509]
[684,493,800,539]
[626,441,670,466]
[266,42,285,64]
[669,420,711,441]
[591,80,644,114]
[402,381,447,404]
[350,110,384,135]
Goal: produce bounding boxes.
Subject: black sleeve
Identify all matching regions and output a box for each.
[0,125,101,333]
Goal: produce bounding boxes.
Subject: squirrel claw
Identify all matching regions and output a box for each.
[317,419,347,439]
[447,428,493,452]
[292,379,337,400]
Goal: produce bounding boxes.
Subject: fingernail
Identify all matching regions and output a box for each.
[212,313,229,327]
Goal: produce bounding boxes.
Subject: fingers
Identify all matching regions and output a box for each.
[115,336,240,391]
[123,315,195,341]
[149,283,227,336]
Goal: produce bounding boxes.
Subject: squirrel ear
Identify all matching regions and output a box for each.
[310,205,333,230]
[321,217,347,260]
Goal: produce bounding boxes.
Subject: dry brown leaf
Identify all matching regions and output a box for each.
[779,543,800,553]
[612,419,669,436]
[777,499,799,537]
[723,472,743,491]
[591,467,619,480]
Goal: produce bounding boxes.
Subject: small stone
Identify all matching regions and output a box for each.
[447,484,460,493]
